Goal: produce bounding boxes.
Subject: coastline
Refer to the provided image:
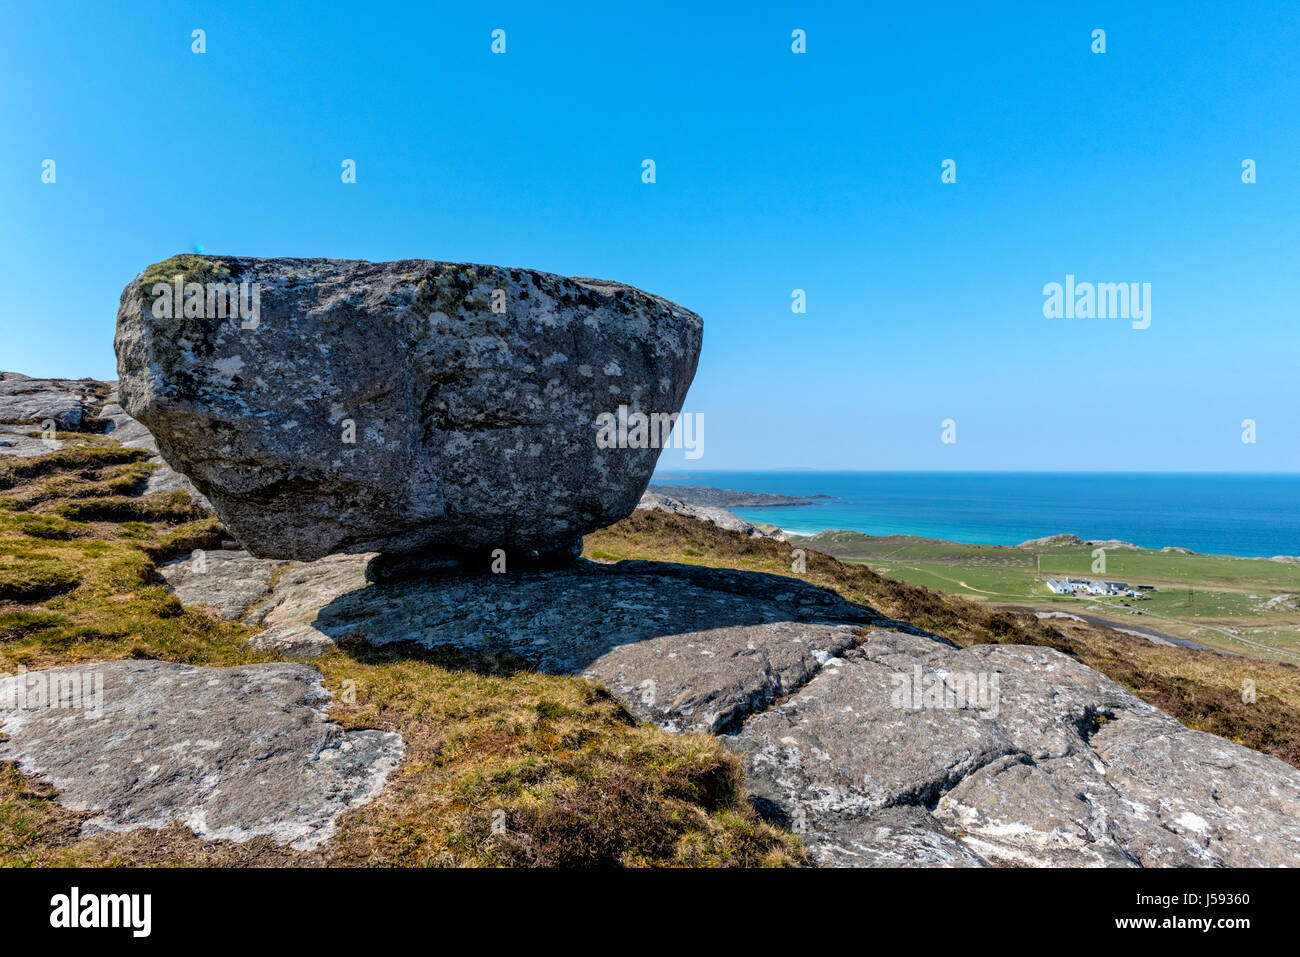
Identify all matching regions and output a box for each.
[651,472,1300,561]
[772,525,1299,564]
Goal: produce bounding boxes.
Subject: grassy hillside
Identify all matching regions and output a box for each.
[790,530,1300,660]
[0,437,800,867]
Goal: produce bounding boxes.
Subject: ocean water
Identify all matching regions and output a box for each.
[649,471,1300,559]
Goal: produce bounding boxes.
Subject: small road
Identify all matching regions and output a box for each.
[1083,598,1300,660]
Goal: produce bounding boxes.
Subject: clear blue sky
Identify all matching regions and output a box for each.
[2,1,1297,470]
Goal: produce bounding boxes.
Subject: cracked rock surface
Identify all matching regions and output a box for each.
[735,632,1300,867]
[0,660,402,850]
[242,555,887,734]
[167,548,1300,866]
[114,256,703,560]
[0,372,102,431]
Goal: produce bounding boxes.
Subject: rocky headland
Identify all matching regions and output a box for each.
[647,484,825,508]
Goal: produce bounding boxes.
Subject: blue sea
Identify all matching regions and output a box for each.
[649,472,1300,559]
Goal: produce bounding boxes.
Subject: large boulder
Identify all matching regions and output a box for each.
[114,256,702,560]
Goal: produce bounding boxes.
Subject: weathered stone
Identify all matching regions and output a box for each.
[735,630,1300,867]
[114,256,703,560]
[240,555,883,733]
[0,660,403,850]
[1087,719,1300,866]
[0,425,63,457]
[637,490,779,538]
[157,550,289,620]
[797,806,989,868]
[0,371,103,431]
[731,639,1014,821]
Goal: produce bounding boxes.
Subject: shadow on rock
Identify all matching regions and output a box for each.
[249,556,894,735]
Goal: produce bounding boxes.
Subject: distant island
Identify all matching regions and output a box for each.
[647,484,827,508]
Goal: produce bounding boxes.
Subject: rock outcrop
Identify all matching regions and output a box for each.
[0,661,402,850]
[0,373,209,503]
[98,396,210,504]
[735,633,1300,866]
[115,256,703,561]
[0,372,106,432]
[158,549,289,620]
[196,552,889,732]
[636,490,781,539]
[0,424,61,458]
[161,544,1300,867]
[0,373,105,457]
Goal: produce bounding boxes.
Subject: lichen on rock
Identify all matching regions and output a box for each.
[114,255,703,561]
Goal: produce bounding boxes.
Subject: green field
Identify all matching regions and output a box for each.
[790,531,1300,661]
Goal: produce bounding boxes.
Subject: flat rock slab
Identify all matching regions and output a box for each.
[243,556,885,734]
[0,660,402,850]
[158,550,289,620]
[0,425,63,457]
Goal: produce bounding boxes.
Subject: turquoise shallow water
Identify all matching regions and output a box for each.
[650,471,1300,559]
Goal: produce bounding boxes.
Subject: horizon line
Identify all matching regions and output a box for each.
[651,468,1300,476]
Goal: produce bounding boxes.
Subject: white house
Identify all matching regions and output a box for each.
[1088,581,1129,596]
[1046,579,1073,595]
